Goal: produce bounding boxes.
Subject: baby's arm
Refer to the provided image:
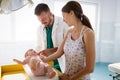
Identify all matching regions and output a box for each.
[13,59,26,65]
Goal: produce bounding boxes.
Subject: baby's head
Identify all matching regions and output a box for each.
[25,49,36,58]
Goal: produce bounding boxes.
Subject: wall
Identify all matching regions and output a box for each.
[99,0,119,62]
[113,0,120,62]
[0,42,36,65]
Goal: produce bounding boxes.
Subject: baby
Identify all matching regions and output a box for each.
[13,49,56,78]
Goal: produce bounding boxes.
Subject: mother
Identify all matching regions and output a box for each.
[41,1,95,80]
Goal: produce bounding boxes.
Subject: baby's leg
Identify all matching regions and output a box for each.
[46,65,56,78]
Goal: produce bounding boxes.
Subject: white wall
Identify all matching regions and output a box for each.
[0,3,38,65]
[0,14,13,42]
[99,0,120,62]
[113,0,120,62]
[0,42,35,65]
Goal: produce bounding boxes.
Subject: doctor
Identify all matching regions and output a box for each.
[34,3,68,72]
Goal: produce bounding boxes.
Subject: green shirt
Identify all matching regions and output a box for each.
[46,26,61,72]
[46,26,53,48]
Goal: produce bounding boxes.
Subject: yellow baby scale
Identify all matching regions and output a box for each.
[0,64,60,80]
[0,64,30,80]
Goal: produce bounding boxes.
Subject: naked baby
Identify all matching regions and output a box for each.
[13,49,56,78]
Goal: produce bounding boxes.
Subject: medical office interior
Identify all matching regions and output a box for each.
[0,0,120,80]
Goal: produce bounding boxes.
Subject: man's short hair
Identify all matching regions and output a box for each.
[34,3,50,16]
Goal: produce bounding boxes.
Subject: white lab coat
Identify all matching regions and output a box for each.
[35,16,69,73]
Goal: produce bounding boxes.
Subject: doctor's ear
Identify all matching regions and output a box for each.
[49,12,53,16]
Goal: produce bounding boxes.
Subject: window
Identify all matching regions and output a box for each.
[14,5,39,42]
[0,1,99,43]
[15,1,98,42]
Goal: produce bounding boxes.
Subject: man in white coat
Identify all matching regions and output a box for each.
[34,3,68,73]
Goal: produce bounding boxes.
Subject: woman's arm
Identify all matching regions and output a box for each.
[41,29,71,63]
[70,29,95,80]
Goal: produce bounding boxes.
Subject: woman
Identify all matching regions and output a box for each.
[40,1,95,80]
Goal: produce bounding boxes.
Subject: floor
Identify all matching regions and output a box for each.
[91,62,115,80]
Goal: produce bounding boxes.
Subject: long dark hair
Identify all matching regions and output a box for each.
[62,1,93,30]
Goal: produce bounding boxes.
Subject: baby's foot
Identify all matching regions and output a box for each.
[48,71,56,78]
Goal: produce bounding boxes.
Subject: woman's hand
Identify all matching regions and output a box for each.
[59,73,70,80]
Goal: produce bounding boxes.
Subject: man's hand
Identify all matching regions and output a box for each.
[39,54,47,62]
[37,49,48,56]
[37,48,58,56]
